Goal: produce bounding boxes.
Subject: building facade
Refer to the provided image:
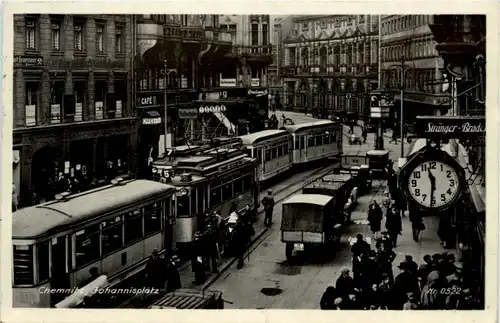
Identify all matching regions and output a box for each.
[134,14,233,176]
[430,15,485,306]
[269,16,293,105]
[13,14,136,208]
[281,15,379,118]
[380,15,450,122]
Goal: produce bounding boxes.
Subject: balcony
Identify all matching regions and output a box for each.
[281,64,378,78]
[164,24,181,40]
[230,45,274,65]
[180,26,205,42]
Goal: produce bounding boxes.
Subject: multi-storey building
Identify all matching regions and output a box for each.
[380,15,449,121]
[134,14,233,176]
[269,16,293,105]
[281,15,379,118]
[12,14,136,208]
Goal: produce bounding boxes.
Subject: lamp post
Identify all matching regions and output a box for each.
[163,59,178,153]
[388,56,408,158]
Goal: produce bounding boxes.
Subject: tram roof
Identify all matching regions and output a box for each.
[12,180,176,239]
[239,130,289,145]
[283,120,337,133]
[283,194,333,206]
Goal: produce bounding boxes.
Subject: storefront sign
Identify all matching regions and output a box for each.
[251,78,260,87]
[15,56,43,67]
[415,116,485,139]
[248,89,268,96]
[198,104,227,114]
[178,108,198,120]
[220,78,237,87]
[138,95,158,107]
[142,117,162,125]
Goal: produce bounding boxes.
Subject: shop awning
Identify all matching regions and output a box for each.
[142,110,162,125]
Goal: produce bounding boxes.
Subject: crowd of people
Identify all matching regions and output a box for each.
[320,233,480,310]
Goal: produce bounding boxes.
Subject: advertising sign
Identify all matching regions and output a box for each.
[415,116,485,139]
[178,108,198,120]
[220,78,237,87]
[251,78,260,87]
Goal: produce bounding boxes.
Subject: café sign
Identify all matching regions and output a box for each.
[415,116,485,139]
[138,95,159,107]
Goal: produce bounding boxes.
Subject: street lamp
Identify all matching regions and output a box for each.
[163,59,178,153]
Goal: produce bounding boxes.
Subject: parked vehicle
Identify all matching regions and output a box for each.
[366,149,390,175]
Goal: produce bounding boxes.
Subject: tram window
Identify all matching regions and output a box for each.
[271,147,277,159]
[316,135,323,146]
[324,134,330,144]
[330,133,337,142]
[37,241,50,283]
[244,148,252,157]
[75,224,101,267]
[277,145,283,157]
[101,216,124,256]
[13,245,34,285]
[210,186,222,207]
[256,149,263,163]
[300,136,305,149]
[294,138,300,149]
[144,202,162,236]
[242,175,252,192]
[234,177,243,196]
[265,149,271,162]
[197,187,205,214]
[125,209,143,245]
[308,135,315,147]
[284,143,289,153]
[190,189,197,214]
[222,180,233,202]
[177,195,190,217]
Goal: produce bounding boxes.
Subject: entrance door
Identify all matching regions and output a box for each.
[50,237,71,306]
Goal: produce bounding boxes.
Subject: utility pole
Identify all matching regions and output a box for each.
[164,59,168,153]
[400,55,405,158]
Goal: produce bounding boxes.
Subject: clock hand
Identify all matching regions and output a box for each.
[428,169,436,206]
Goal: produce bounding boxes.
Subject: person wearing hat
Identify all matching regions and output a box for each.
[417,255,433,290]
[166,255,181,292]
[385,206,402,248]
[445,262,465,309]
[192,231,206,285]
[320,286,338,310]
[336,268,355,301]
[393,261,420,309]
[261,190,275,227]
[145,249,167,290]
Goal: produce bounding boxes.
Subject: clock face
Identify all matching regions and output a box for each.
[407,160,460,208]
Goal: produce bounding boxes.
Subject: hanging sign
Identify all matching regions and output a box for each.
[415,116,485,139]
[178,108,198,120]
[198,104,227,114]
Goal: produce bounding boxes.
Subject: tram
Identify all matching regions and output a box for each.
[152,147,259,247]
[282,120,343,165]
[239,130,293,182]
[12,179,176,308]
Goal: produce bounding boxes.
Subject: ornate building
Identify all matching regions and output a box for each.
[281,15,379,118]
[12,14,136,208]
[380,15,449,122]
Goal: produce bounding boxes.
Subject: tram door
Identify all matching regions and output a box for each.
[50,237,70,306]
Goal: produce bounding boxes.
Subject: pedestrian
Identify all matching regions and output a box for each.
[365,250,381,286]
[361,126,368,143]
[343,293,362,310]
[12,182,19,212]
[192,232,206,285]
[420,270,445,309]
[376,241,396,284]
[377,273,393,309]
[320,286,337,310]
[364,283,382,309]
[417,255,433,290]
[393,262,421,309]
[385,207,402,248]
[206,223,219,274]
[334,298,343,310]
[145,249,167,290]
[368,202,383,239]
[261,190,275,227]
[403,293,420,310]
[349,122,354,134]
[233,218,250,269]
[166,255,181,293]
[336,268,355,300]
[403,255,418,274]
[409,209,425,242]
[389,128,398,143]
[244,204,257,223]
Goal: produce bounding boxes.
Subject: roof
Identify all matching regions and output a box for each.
[239,130,289,145]
[283,194,333,206]
[13,180,176,239]
[283,120,337,133]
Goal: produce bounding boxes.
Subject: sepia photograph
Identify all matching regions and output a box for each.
[3,5,495,319]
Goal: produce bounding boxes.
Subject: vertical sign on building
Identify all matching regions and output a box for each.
[95,101,104,120]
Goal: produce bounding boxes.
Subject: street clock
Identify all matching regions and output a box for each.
[399,145,466,212]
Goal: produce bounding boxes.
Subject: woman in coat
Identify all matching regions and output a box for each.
[368,201,383,238]
[385,207,402,248]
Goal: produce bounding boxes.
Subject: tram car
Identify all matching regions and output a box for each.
[282,120,343,165]
[151,147,259,248]
[12,179,176,308]
[239,130,293,182]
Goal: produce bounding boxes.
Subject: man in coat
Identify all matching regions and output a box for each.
[368,202,383,239]
[145,249,167,290]
[385,207,402,248]
[166,255,182,292]
[393,262,421,309]
[261,190,275,227]
[232,218,250,269]
[336,268,355,301]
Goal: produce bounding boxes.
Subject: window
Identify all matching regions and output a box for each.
[13,245,34,285]
[37,241,50,282]
[222,178,233,201]
[177,194,190,217]
[25,82,38,126]
[257,149,262,163]
[94,81,106,120]
[190,189,197,215]
[229,24,236,34]
[262,23,268,46]
[251,23,258,46]
[302,22,309,30]
[51,21,61,50]
[242,174,252,192]
[26,19,36,49]
[74,22,84,51]
[271,146,277,159]
[210,185,222,208]
[101,216,123,256]
[115,26,123,53]
[308,135,315,148]
[124,209,143,245]
[233,176,243,196]
[265,148,271,162]
[50,81,64,124]
[96,24,104,52]
[181,15,188,26]
[144,202,162,236]
[75,225,100,267]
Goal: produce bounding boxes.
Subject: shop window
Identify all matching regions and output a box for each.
[115,26,123,53]
[114,80,126,118]
[13,245,34,285]
[96,24,105,52]
[37,241,50,282]
[25,82,38,126]
[210,186,222,207]
[101,216,123,256]
[124,209,143,245]
[74,21,84,51]
[51,21,61,51]
[26,19,37,50]
[75,225,101,268]
[50,81,64,124]
[177,195,190,217]
[144,202,162,236]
